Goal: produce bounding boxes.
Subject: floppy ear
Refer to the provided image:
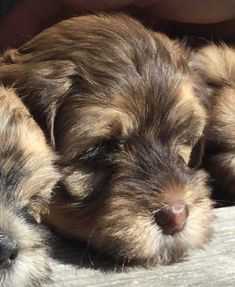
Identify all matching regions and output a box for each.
[0,53,78,146]
[189,138,205,169]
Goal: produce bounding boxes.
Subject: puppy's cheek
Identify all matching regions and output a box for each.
[184,171,214,243]
[8,245,50,287]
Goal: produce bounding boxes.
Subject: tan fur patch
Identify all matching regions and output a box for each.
[193,45,235,84]
[177,82,207,135]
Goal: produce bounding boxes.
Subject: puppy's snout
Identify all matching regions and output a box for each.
[155,203,189,235]
[0,234,18,269]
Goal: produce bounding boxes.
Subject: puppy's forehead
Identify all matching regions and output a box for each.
[63,16,204,138]
[75,79,205,141]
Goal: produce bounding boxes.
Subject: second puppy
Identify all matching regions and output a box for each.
[190,44,235,202]
[0,87,59,287]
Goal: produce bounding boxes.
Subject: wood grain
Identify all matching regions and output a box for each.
[45,207,235,287]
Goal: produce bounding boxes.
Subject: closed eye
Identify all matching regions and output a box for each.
[205,79,223,89]
[80,138,118,162]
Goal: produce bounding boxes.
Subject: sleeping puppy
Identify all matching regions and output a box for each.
[0,14,213,265]
[0,87,59,287]
[190,44,235,202]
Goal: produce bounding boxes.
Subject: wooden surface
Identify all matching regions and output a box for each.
[46,207,235,287]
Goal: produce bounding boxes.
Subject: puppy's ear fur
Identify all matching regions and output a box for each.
[0,50,78,147]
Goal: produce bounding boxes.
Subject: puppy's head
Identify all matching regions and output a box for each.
[0,15,213,264]
[27,15,213,264]
[0,87,59,286]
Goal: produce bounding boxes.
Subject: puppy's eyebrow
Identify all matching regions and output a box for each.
[80,106,135,135]
[61,106,134,142]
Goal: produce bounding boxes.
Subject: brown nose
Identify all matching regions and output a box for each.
[155,203,189,235]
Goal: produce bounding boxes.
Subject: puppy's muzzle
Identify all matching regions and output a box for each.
[0,233,18,269]
[155,203,189,235]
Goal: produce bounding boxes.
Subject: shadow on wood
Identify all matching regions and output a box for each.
[45,207,235,287]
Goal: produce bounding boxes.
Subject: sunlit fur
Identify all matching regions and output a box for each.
[0,87,59,286]
[190,44,235,201]
[0,14,213,265]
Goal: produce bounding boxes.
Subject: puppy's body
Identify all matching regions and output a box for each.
[0,15,213,264]
[0,87,59,286]
[190,45,235,201]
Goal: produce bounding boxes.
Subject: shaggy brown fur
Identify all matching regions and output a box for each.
[190,44,235,202]
[0,14,213,265]
[0,87,59,286]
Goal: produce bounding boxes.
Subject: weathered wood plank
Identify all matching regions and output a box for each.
[46,207,235,287]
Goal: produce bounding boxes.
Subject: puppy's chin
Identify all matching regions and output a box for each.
[0,206,50,287]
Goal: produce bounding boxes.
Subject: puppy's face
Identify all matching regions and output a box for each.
[52,83,212,264]
[0,15,213,264]
[0,87,59,287]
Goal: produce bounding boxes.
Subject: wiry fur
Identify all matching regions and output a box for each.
[0,15,213,264]
[0,87,59,286]
[190,44,235,201]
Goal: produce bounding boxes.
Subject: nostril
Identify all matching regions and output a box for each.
[155,203,189,235]
[0,234,18,269]
[9,248,18,261]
